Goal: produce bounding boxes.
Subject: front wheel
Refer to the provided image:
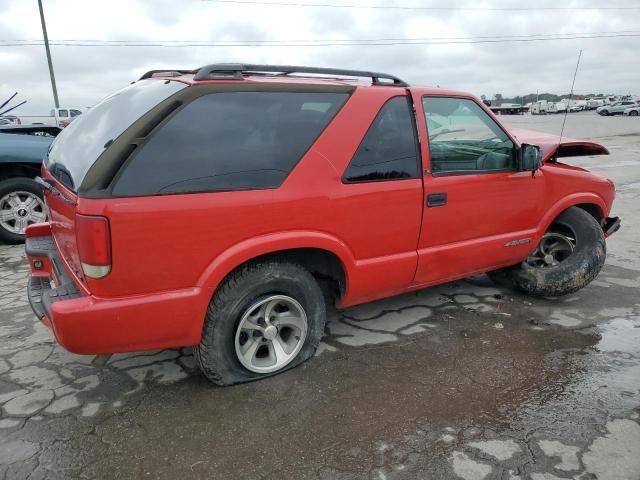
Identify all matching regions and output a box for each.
[630,110,639,117]
[490,207,606,297]
[599,110,609,116]
[194,260,326,385]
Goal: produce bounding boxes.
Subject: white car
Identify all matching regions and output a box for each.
[623,106,640,117]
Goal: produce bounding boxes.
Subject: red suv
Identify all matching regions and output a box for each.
[26,64,620,385]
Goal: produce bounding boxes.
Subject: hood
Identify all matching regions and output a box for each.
[508,128,609,163]
[0,132,53,164]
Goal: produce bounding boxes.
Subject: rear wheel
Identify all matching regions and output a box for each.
[630,110,639,117]
[194,260,326,385]
[490,207,606,297]
[0,178,47,244]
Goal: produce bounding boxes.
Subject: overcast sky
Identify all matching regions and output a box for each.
[1,0,639,114]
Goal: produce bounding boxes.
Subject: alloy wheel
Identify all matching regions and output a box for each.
[234,295,308,374]
[526,232,576,268]
[0,191,47,234]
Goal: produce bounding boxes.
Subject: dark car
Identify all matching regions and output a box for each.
[0,125,60,243]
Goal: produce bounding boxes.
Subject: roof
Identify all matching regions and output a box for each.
[136,64,477,98]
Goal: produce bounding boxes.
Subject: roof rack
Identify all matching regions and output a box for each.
[192,63,409,87]
[139,69,196,80]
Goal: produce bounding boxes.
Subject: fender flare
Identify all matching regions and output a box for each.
[538,192,607,234]
[196,230,357,293]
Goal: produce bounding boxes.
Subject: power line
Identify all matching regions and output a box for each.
[1,32,639,47]
[200,0,640,10]
[4,30,640,44]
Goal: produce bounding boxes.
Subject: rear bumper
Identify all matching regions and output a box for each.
[25,224,208,354]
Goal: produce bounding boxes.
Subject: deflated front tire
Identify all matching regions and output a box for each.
[491,207,606,297]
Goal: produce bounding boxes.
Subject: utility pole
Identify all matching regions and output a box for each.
[37,0,59,108]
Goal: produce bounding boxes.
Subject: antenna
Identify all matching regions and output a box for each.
[557,49,582,157]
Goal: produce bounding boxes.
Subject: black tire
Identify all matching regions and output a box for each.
[599,110,609,116]
[490,207,606,297]
[630,110,639,117]
[194,260,326,385]
[0,177,45,244]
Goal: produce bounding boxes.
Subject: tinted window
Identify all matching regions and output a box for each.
[58,110,68,118]
[70,109,82,117]
[343,96,419,183]
[46,80,186,191]
[113,91,349,196]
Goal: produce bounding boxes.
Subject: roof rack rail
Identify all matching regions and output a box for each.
[192,63,409,87]
[139,69,196,80]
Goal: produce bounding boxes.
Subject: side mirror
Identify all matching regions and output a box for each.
[519,143,542,174]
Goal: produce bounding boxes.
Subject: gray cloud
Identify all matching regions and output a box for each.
[1,0,639,115]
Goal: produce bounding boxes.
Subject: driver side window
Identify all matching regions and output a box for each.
[423,97,515,175]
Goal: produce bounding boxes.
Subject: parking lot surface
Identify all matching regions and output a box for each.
[1,112,639,479]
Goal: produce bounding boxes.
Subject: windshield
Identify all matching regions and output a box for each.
[46,79,186,191]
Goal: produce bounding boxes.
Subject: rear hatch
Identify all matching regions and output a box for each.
[42,79,187,287]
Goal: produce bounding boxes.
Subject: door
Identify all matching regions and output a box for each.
[412,93,545,285]
[332,94,424,304]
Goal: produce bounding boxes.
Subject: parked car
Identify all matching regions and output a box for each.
[25,64,619,385]
[623,106,640,116]
[596,101,638,116]
[0,125,60,243]
[18,107,83,128]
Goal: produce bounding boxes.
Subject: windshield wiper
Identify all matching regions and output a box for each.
[35,176,77,206]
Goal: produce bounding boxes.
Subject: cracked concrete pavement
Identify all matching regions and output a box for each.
[1,112,640,479]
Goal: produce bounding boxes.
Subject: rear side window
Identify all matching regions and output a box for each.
[342,96,419,183]
[47,80,186,191]
[113,91,349,196]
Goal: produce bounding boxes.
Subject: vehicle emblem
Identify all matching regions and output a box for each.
[504,238,532,247]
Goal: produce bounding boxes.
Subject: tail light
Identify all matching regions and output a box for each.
[76,214,111,279]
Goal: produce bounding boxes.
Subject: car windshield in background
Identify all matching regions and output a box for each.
[46,79,186,191]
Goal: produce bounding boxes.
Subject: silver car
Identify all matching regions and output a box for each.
[596,101,638,116]
[623,106,640,117]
